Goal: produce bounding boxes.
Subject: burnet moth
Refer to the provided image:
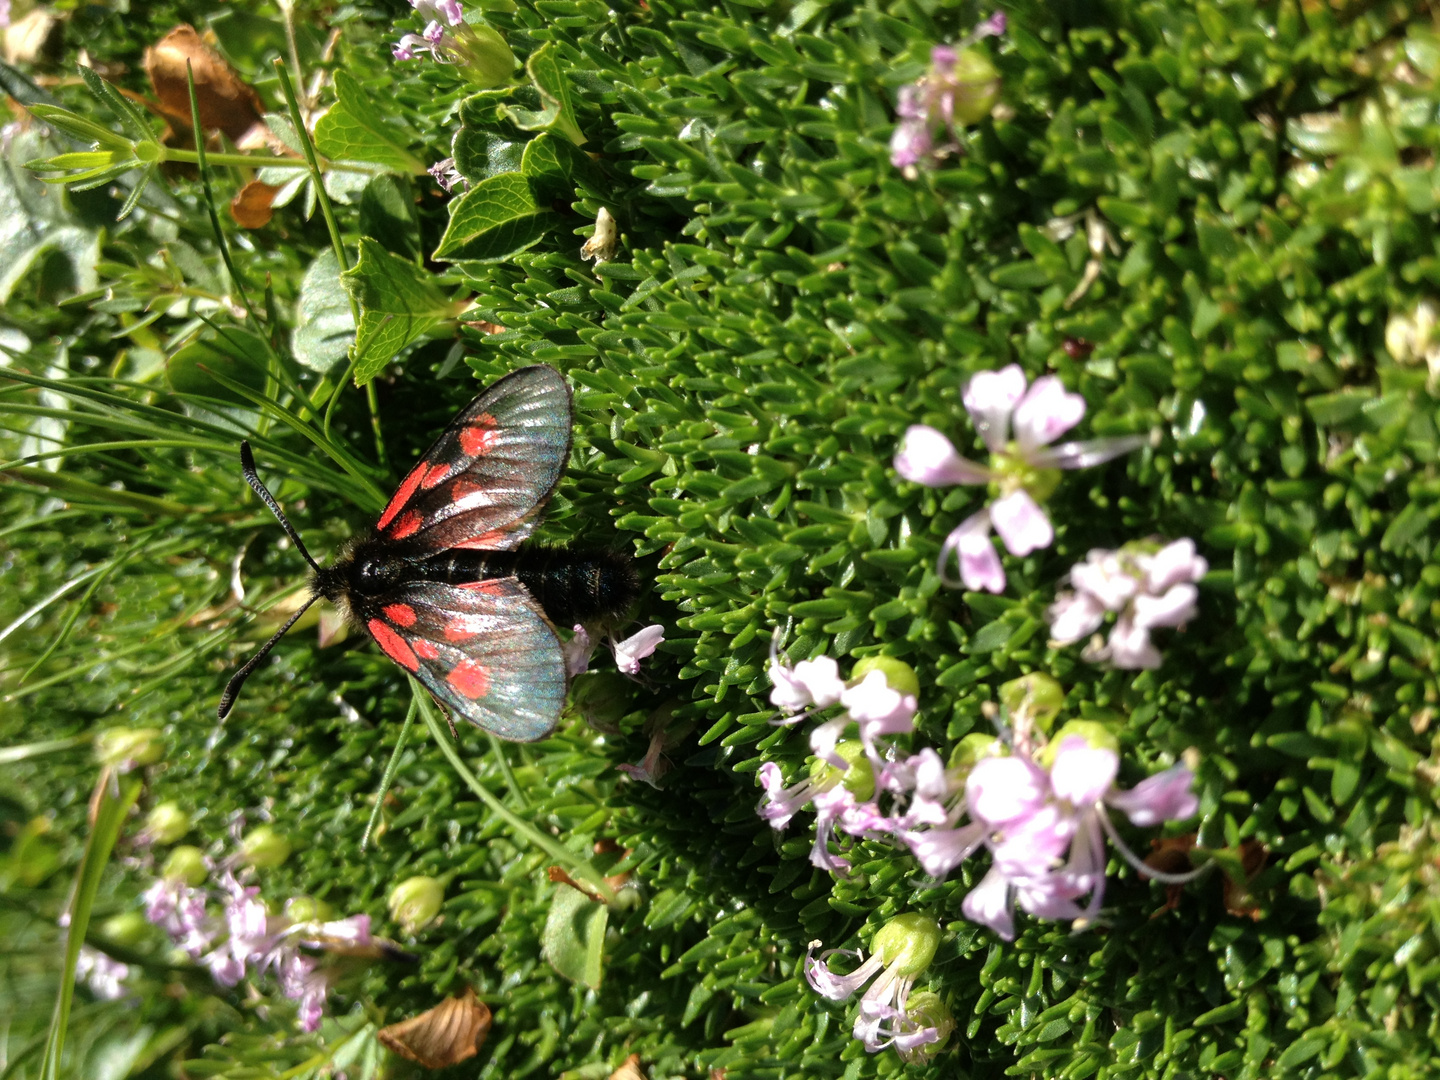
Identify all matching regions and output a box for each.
[218,364,638,741]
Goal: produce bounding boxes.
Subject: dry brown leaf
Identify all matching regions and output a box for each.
[230,180,280,229]
[143,26,262,141]
[610,1054,646,1080]
[5,9,64,67]
[378,987,492,1069]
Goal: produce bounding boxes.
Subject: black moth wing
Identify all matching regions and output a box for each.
[373,365,573,553]
[355,578,567,742]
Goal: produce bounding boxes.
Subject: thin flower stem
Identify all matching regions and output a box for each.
[486,733,528,808]
[1098,806,1212,885]
[411,679,615,902]
[362,699,417,851]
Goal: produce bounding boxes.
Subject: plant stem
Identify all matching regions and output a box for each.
[362,699,417,851]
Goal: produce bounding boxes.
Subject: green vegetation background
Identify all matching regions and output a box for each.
[1,0,1438,1077]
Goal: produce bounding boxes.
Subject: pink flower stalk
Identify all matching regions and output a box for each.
[1048,539,1207,668]
[613,624,665,674]
[894,365,1144,592]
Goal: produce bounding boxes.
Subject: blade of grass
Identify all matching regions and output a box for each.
[40,768,143,1080]
[411,679,615,902]
[361,698,417,851]
[0,735,92,765]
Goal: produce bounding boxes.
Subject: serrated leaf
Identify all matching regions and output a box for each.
[432,172,560,263]
[341,237,459,384]
[292,250,354,373]
[313,70,422,175]
[542,884,607,990]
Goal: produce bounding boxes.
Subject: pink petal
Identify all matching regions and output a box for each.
[966,756,1048,826]
[893,425,990,487]
[1011,375,1085,452]
[613,624,664,674]
[1106,766,1198,826]
[903,820,986,878]
[989,490,1053,556]
[939,511,1005,592]
[1028,434,1146,470]
[962,365,1026,452]
[1069,549,1139,610]
[1132,583,1199,629]
[961,866,1015,940]
[1147,538,1208,592]
[1048,736,1118,806]
[1047,590,1106,644]
[1104,616,1162,669]
[793,655,845,707]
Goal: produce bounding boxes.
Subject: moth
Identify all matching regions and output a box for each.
[218,364,637,741]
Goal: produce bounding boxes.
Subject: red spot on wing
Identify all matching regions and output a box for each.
[383,603,416,627]
[459,414,499,457]
[447,659,492,699]
[368,619,419,672]
[376,464,425,531]
[452,529,510,549]
[420,462,451,489]
[414,638,440,660]
[388,510,423,539]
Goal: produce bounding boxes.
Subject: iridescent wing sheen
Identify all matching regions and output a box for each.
[373,365,573,553]
[354,578,566,742]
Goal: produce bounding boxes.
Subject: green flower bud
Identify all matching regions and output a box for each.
[239,825,291,869]
[849,655,920,698]
[999,673,1065,734]
[142,802,190,845]
[947,733,1003,777]
[949,49,1001,126]
[871,913,941,977]
[389,875,445,934]
[95,728,164,770]
[897,990,956,1064]
[808,740,876,802]
[100,910,151,947]
[463,24,518,88]
[162,845,208,886]
[284,896,332,923]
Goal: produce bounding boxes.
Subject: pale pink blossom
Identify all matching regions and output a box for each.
[894,365,1143,593]
[613,624,664,674]
[1050,539,1207,668]
[839,670,918,759]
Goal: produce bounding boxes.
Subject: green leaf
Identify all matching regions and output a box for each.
[313,70,423,175]
[40,772,142,1080]
[542,883,608,990]
[341,238,459,384]
[431,172,560,263]
[500,43,585,146]
[292,250,355,373]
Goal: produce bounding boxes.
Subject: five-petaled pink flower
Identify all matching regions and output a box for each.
[894,364,1144,593]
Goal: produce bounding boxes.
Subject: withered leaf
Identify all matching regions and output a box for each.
[144,26,262,141]
[230,180,280,229]
[378,987,492,1069]
[610,1054,646,1080]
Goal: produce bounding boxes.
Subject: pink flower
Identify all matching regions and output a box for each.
[612,624,664,674]
[895,366,1144,593]
[839,670,918,760]
[1049,539,1207,669]
[888,25,1005,174]
[75,946,130,1000]
[768,651,846,713]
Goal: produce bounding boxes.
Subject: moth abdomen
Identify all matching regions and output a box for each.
[414,546,639,628]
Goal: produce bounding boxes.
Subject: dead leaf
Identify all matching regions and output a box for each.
[143,26,262,141]
[610,1054,646,1080]
[464,319,508,335]
[1222,840,1269,921]
[230,180,280,229]
[378,987,492,1069]
[5,9,64,67]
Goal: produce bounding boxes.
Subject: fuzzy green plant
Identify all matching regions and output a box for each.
[1,0,1438,1077]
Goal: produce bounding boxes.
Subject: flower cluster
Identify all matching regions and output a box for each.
[806,914,954,1059]
[889,14,1005,175]
[894,365,1144,593]
[1048,539,1208,669]
[141,849,372,1031]
[391,0,516,87]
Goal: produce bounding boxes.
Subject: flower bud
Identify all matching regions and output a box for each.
[162,845,209,886]
[284,896,333,923]
[808,740,876,802]
[463,23,518,88]
[99,910,151,948]
[849,655,920,698]
[239,825,291,869]
[388,875,445,934]
[95,728,164,771]
[897,990,956,1064]
[871,913,942,976]
[141,802,190,845]
[947,733,1002,777]
[948,49,1001,126]
[999,672,1064,734]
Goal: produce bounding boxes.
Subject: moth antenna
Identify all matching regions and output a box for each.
[218,595,319,719]
[239,441,322,574]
